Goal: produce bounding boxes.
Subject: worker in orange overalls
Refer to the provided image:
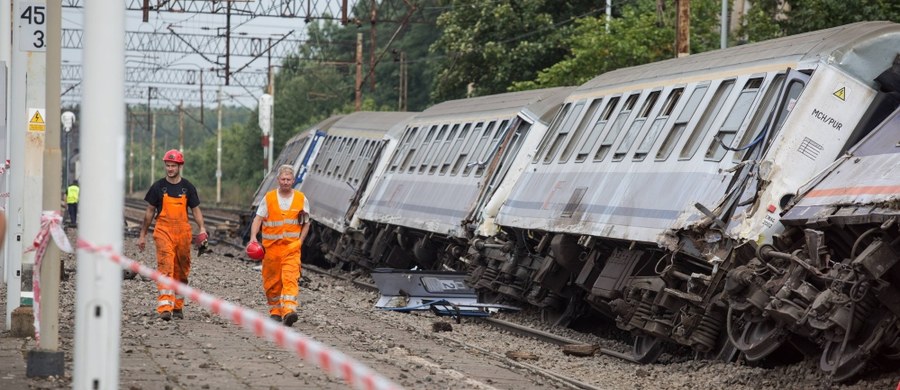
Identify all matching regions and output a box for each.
[249,164,309,327]
[138,149,208,321]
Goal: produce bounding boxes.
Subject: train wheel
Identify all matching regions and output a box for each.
[732,317,787,362]
[632,335,664,364]
[820,339,871,382]
[819,314,893,382]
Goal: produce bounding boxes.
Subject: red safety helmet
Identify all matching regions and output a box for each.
[246,241,265,261]
[163,149,184,165]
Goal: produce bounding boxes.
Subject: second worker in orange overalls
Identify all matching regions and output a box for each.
[249,164,310,327]
[138,149,208,321]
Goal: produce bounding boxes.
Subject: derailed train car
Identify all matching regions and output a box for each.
[723,106,900,380]
[334,88,573,270]
[239,116,339,242]
[296,111,418,266]
[465,21,900,375]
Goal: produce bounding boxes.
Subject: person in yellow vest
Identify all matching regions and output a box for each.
[249,164,310,326]
[137,149,208,321]
[66,180,79,226]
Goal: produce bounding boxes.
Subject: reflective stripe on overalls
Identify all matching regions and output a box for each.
[261,190,304,317]
[154,192,193,313]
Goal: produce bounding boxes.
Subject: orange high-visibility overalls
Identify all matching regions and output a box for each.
[261,190,305,317]
[154,192,193,314]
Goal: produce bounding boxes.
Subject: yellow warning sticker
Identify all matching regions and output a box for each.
[28,108,46,132]
[833,87,846,101]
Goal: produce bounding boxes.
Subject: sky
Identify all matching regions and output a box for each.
[59,2,329,108]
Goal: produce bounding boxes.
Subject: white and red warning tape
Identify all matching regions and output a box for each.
[25,210,73,344]
[75,238,402,390]
[28,214,401,390]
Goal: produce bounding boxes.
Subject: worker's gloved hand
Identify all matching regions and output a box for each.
[194,232,210,256]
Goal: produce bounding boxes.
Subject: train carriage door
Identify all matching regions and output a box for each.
[715,69,811,225]
[468,117,530,222]
[739,69,811,161]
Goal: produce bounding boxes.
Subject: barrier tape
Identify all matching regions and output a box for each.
[25,211,73,343]
[76,238,402,390]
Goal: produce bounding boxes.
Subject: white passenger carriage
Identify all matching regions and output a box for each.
[469,22,900,367]
[345,88,572,270]
[296,111,417,267]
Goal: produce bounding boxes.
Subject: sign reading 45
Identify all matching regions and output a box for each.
[18,1,47,52]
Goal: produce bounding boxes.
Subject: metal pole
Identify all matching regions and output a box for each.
[355,33,362,111]
[216,88,222,204]
[36,0,63,361]
[721,0,728,49]
[128,118,134,195]
[7,0,49,328]
[606,0,611,33]
[151,112,156,181]
[0,0,10,286]
[73,0,124,387]
[178,100,184,152]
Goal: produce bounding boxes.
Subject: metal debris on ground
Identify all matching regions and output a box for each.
[371,268,520,320]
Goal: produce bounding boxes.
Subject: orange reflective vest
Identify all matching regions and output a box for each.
[261,190,305,253]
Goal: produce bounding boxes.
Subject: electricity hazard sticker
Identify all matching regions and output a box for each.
[28,108,46,132]
[833,86,846,101]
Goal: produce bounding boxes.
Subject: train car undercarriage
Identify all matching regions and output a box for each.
[466,214,900,381]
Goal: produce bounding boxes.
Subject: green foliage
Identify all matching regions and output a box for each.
[739,0,900,42]
[429,0,595,100]
[512,0,725,91]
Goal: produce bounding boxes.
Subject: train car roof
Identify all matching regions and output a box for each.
[577,21,900,95]
[411,87,574,125]
[326,111,418,139]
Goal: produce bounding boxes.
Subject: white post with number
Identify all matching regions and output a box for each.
[6,0,47,328]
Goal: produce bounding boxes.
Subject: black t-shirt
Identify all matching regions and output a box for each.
[144,178,201,216]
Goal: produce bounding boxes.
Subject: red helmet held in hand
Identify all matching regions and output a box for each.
[163,149,184,164]
[246,241,265,261]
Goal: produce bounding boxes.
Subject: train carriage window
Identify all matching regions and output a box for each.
[422,124,450,173]
[680,80,735,160]
[408,125,436,172]
[397,127,420,174]
[576,96,619,162]
[338,139,359,179]
[389,127,417,172]
[476,119,510,176]
[706,77,764,161]
[431,124,459,174]
[440,124,467,175]
[615,90,661,160]
[733,75,785,161]
[594,93,639,161]
[464,121,497,176]
[450,123,476,176]
[542,101,585,163]
[533,104,571,163]
[561,98,604,162]
[635,88,683,160]
[657,84,708,161]
[420,125,448,173]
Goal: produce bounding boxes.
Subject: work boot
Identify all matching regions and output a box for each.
[269,315,282,323]
[173,309,184,319]
[283,311,298,327]
[159,311,172,321]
